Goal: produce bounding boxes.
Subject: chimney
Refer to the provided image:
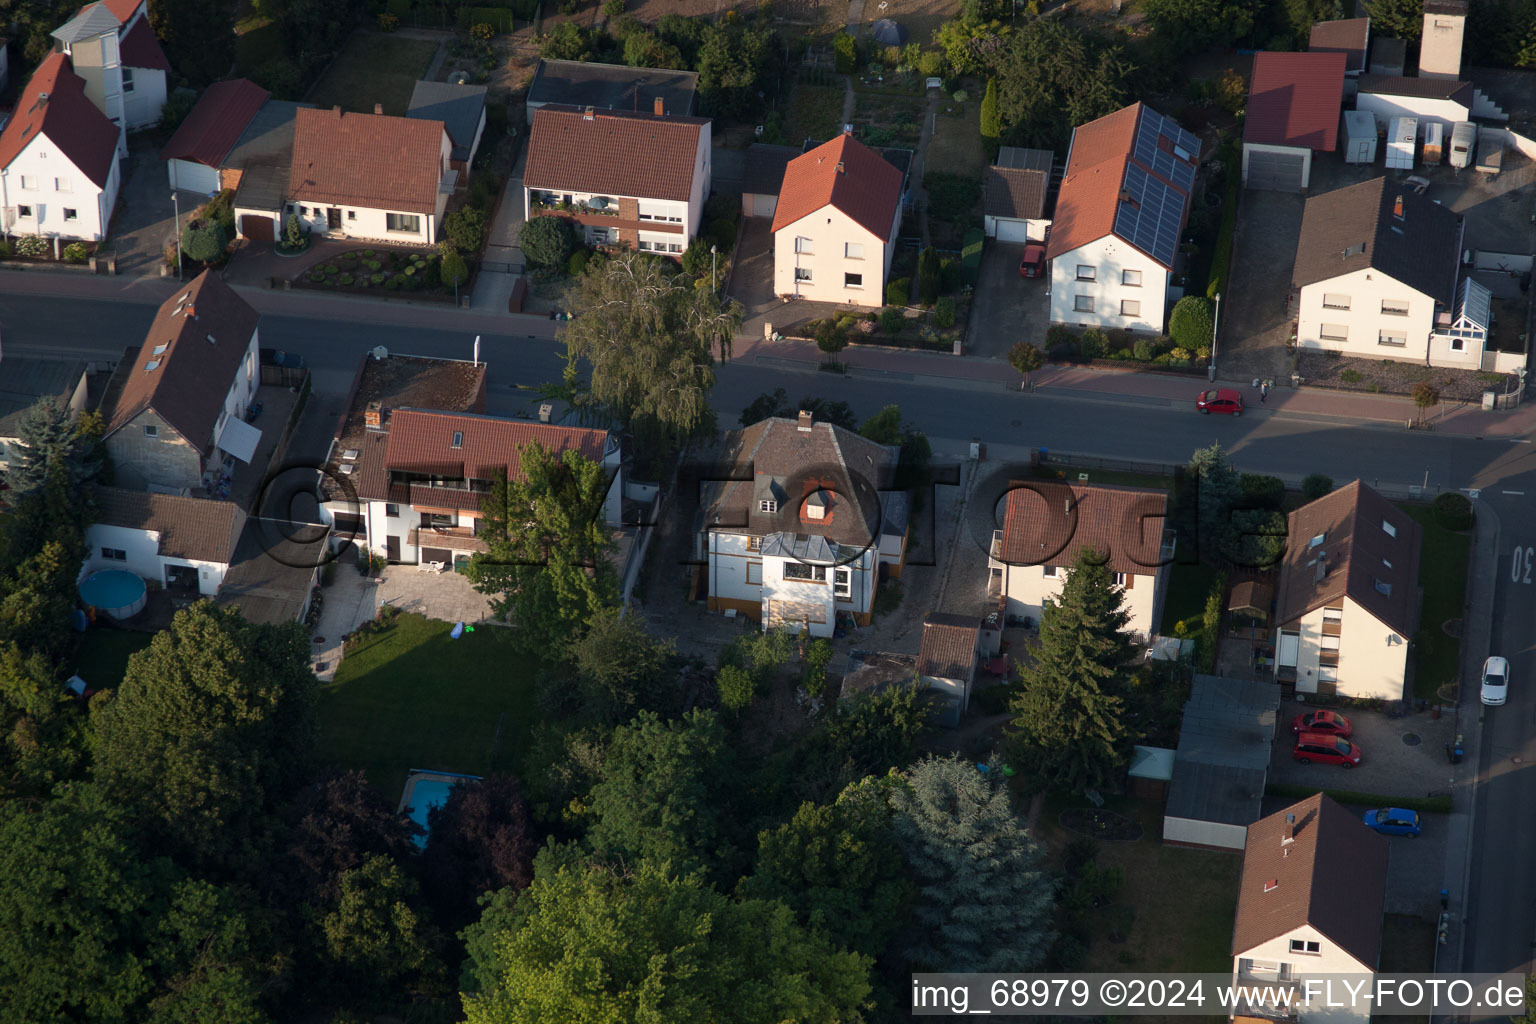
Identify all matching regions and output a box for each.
[538,403,553,423]
[835,161,845,174]
[374,103,384,115]
[584,105,595,120]
[365,401,383,430]
[183,303,196,318]
[333,105,341,114]
[1263,879,1280,893]
[797,410,813,432]
[1393,195,1404,219]
[654,96,664,116]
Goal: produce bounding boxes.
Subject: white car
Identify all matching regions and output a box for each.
[1480,656,1509,706]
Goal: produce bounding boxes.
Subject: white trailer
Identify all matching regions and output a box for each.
[1450,121,1477,169]
[1423,121,1444,165]
[1385,116,1417,170]
[1342,110,1377,164]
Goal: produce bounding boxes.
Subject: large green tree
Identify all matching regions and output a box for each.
[312,853,443,1008]
[91,601,317,872]
[1007,547,1136,795]
[562,608,680,724]
[993,20,1135,154]
[420,774,540,930]
[147,0,236,85]
[889,754,1056,972]
[1,397,102,497]
[1178,442,1245,563]
[695,24,779,119]
[1140,0,1266,57]
[467,444,617,655]
[1366,0,1423,39]
[461,861,873,1023]
[280,770,421,905]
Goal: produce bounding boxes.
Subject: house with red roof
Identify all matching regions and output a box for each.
[1242,51,1347,191]
[771,133,905,306]
[1046,103,1198,334]
[51,0,170,144]
[521,103,712,254]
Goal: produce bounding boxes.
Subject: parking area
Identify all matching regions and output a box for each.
[107,140,210,277]
[967,241,1049,358]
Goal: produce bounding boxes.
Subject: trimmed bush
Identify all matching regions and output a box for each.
[443,205,488,252]
[933,296,956,329]
[879,307,904,334]
[1432,492,1474,531]
[441,251,469,288]
[1133,339,1155,361]
[337,274,354,285]
[521,215,575,271]
[917,246,940,305]
[1079,328,1108,359]
[370,273,386,285]
[62,242,90,264]
[1240,473,1286,509]
[181,219,228,263]
[886,277,910,306]
[833,30,858,72]
[1168,296,1214,353]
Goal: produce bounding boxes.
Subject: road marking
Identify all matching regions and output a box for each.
[1503,490,1526,496]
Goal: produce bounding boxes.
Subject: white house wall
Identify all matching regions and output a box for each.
[122,68,167,130]
[1282,600,1408,700]
[213,331,262,450]
[288,201,438,246]
[167,157,220,195]
[1296,269,1440,363]
[685,120,712,240]
[1235,925,1375,1024]
[2,132,118,241]
[81,524,228,596]
[1356,93,1470,136]
[1163,816,1247,850]
[1048,236,1169,333]
[775,206,888,305]
[993,558,1161,639]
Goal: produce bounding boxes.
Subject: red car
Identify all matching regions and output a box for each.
[1291,709,1352,738]
[1018,244,1047,278]
[1293,731,1362,768]
[1196,388,1244,416]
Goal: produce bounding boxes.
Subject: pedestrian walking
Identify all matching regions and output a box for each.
[1260,381,1268,402]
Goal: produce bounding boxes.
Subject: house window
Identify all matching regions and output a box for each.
[55,177,71,192]
[385,212,421,233]
[1113,572,1127,586]
[63,208,78,221]
[347,210,356,221]
[667,242,683,253]
[18,175,36,191]
[143,424,158,439]
[1320,324,1348,341]
[15,205,31,219]
[747,536,762,553]
[1382,519,1397,538]
[1322,293,1351,310]
[1449,336,1466,352]
[759,499,778,514]
[1122,269,1141,286]
[1378,330,1407,347]
[1076,265,1095,281]
[845,242,863,259]
[1041,564,1058,577]
[746,561,763,584]
[795,267,813,282]
[100,547,127,561]
[1373,577,1392,596]
[1074,295,1094,313]
[834,567,851,598]
[122,67,135,92]
[1381,299,1410,316]
[1289,940,1321,955]
[795,237,814,254]
[385,503,400,518]
[451,431,463,448]
[844,272,862,288]
[783,562,827,582]
[1121,299,1141,317]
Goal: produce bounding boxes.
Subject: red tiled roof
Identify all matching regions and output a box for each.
[998,481,1169,577]
[289,107,447,215]
[1308,18,1370,72]
[119,16,169,72]
[1244,52,1346,151]
[101,0,142,23]
[383,409,609,482]
[93,486,247,564]
[0,52,119,189]
[916,612,980,680]
[771,134,904,240]
[523,105,708,203]
[1045,104,1140,260]
[160,79,269,168]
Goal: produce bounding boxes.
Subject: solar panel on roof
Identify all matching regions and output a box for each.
[1115,161,1183,266]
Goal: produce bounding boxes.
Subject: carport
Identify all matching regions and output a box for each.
[233,162,288,242]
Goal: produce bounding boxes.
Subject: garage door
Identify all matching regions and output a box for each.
[168,159,220,196]
[240,214,274,242]
[1245,148,1306,192]
[420,546,452,566]
[995,218,1031,243]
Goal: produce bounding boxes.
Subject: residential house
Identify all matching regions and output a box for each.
[319,351,622,568]
[1292,177,1475,367]
[408,81,488,185]
[82,486,247,597]
[287,106,453,245]
[698,411,909,637]
[1355,75,1473,136]
[0,52,122,242]
[98,270,262,494]
[1307,17,1370,74]
[160,78,270,194]
[0,353,90,470]
[772,133,904,305]
[1163,675,1279,851]
[225,97,311,241]
[522,104,712,252]
[1242,52,1346,191]
[1419,0,1466,78]
[1230,793,1389,1024]
[525,58,697,123]
[988,481,1173,640]
[1273,480,1422,701]
[916,612,981,726]
[50,0,169,151]
[1046,103,1199,333]
[983,146,1052,242]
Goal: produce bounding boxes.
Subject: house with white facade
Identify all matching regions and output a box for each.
[0,51,122,242]
[988,480,1173,640]
[1273,480,1421,701]
[1046,103,1199,333]
[1292,177,1475,367]
[772,133,905,305]
[698,411,909,637]
[1355,75,1473,136]
[82,486,247,597]
[98,270,262,494]
[161,78,271,194]
[319,351,621,569]
[983,146,1052,241]
[50,0,170,152]
[1241,51,1346,191]
[287,106,453,246]
[522,103,711,253]
[1231,793,1389,1024]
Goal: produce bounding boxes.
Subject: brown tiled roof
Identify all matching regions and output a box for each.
[1244,52,1346,150]
[1308,18,1370,71]
[984,165,1048,220]
[705,415,899,549]
[102,271,260,451]
[383,409,609,480]
[160,79,268,167]
[102,0,142,22]
[1231,794,1389,967]
[119,15,169,72]
[998,482,1169,576]
[523,105,708,203]
[93,486,247,563]
[0,52,119,189]
[772,133,904,240]
[1274,479,1421,636]
[916,612,980,679]
[289,107,447,215]
[1292,177,1462,305]
[1358,74,1474,105]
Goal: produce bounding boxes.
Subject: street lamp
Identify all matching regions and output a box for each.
[1208,292,1221,383]
[711,243,718,293]
[171,192,183,282]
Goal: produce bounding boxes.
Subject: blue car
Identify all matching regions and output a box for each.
[1363,808,1422,837]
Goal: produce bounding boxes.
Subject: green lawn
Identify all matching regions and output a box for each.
[1399,504,1471,701]
[782,83,846,147]
[317,613,536,796]
[306,34,440,117]
[1159,560,1217,634]
[72,628,152,689]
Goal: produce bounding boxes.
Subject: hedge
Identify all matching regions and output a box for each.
[1265,783,1452,815]
[1205,148,1241,299]
[457,6,518,30]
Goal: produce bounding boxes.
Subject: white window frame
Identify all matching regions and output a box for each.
[18,175,36,191]
[122,66,135,93]
[1121,269,1141,286]
[845,242,863,259]
[55,176,71,192]
[783,562,827,583]
[1378,330,1407,347]
[1381,520,1397,538]
[844,272,862,289]
[1120,299,1141,317]
[745,561,763,585]
[1074,295,1094,313]
[63,208,78,222]
[1041,564,1058,577]
[794,267,813,282]
[101,547,127,561]
[1320,323,1349,341]
[143,424,159,438]
[1288,939,1322,955]
[385,212,421,234]
[1381,299,1410,316]
[1076,265,1095,281]
[1322,293,1351,310]
[15,205,32,219]
[834,567,851,598]
[1449,336,1465,352]
[758,499,778,514]
[795,236,814,255]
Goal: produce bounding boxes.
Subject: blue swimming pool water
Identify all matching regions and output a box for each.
[79,570,147,611]
[405,778,456,848]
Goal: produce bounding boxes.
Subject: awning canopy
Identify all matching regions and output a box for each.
[217,416,263,464]
[1228,580,1274,620]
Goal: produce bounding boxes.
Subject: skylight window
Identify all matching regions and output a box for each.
[452,431,464,448]
[1308,534,1326,549]
[145,360,161,371]
[152,344,168,355]
[1382,519,1397,538]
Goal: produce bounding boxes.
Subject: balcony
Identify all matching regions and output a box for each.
[530,191,621,217]
[409,525,488,553]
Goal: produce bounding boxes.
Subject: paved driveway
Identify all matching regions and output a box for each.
[1269,699,1457,797]
[967,241,1048,358]
[108,140,211,277]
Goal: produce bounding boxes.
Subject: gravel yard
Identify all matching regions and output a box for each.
[1296,351,1515,403]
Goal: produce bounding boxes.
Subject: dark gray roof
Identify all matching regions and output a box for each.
[761,532,837,562]
[216,520,323,625]
[234,161,290,212]
[880,491,909,538]
[996,146,1053,172]
[1164,675,1278,826]
[985,166,1048,220]
[742,143,800,196]
[1292,177,1462,305]
[1422,0,1466,13]
[0,356,88,437]
[528,59,697,116]
[1357,74,1473,105]
[52,3,119,44]
[225,99,311,170]
[407,80,487,161]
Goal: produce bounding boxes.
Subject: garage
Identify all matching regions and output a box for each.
[1241,52,1344,192]
[983,150,1052,241]
[167,158,221,196]
[994,218,1032,243]
[239,214,274,242]
[1243,147,1308,191]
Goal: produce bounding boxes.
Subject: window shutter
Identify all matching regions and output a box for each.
[1124,573,1135,590]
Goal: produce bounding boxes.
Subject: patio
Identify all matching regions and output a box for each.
[376,563,497,626]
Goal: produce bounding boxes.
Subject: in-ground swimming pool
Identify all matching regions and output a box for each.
[398,771,482,848]
[78,570,148,620]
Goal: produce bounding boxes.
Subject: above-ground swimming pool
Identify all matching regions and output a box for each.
[79,570,148,621]
[398,770,482,848]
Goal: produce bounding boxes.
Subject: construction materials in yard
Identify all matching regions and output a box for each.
[1385,116,1417,170]
[1423,121,1444,165]
[1342,110,1377,164]
[1476,136,1504,175]
[1450,121,1477,169]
